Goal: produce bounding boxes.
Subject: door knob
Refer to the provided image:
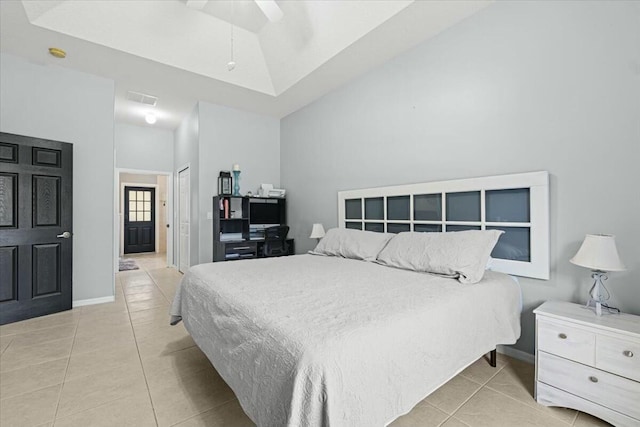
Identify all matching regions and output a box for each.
[57,231,72,239]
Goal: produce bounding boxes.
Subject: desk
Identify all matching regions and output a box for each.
[214,238,295,261]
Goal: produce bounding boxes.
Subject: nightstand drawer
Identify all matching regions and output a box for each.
[597,335,640,382]
[538,318,595,365]
[538,351,640,420]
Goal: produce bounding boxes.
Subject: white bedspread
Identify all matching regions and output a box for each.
[170,254,521,427]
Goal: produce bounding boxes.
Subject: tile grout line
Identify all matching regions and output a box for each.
[0,356,71,401]
[482,383,575,425]
[50,315,81,424]
[445,363,508,424]
[0,336,15,356]
[125,268,162,427]
[166,396,239,427]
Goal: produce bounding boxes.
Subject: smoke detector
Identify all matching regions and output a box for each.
[48,47,66,59]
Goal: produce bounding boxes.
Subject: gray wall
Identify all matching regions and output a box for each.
[174,105,200,268]
[115,123,174,173]
[0,53,116,302]
[281,1,640,355]
[198,102,280,264]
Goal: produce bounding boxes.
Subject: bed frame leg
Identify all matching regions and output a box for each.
[490,349,497,367]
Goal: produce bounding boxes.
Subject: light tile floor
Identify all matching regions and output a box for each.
[0,253,613,427]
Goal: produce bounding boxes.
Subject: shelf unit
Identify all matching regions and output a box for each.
[212,196,288,262]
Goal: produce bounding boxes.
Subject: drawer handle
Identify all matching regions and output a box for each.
[623,350,634,358]
[589,376,598,383]
[232,246,251,250]
[558,333,567,340]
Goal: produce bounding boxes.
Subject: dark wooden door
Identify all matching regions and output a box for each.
[124,186,155,254]
[0,132,73,325]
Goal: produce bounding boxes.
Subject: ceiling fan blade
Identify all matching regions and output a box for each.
[255,0,283,22]
[186,0,208,10]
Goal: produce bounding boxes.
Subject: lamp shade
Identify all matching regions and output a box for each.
[310,223,325,239]
[570,234,626,272]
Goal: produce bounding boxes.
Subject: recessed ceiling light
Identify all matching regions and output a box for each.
[48,47,66,59]
[145,113,157,124]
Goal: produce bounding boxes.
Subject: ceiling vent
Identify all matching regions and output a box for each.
[126,91,158,106]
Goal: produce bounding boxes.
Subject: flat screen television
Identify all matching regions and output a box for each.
[249,200,280,230]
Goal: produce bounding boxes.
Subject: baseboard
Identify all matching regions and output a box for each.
[497,344,535,364]
[72,295,115,308]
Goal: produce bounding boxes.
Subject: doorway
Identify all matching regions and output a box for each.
[124,186,155,254]
[116,171,172,270]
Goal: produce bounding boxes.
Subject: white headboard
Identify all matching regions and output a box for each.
[338,171,550,280]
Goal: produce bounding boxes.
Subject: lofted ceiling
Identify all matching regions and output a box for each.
[0,0,492,130]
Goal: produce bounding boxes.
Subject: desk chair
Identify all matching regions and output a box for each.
[263,225,290,257]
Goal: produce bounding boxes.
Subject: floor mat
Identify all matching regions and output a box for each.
[119,258,140,271]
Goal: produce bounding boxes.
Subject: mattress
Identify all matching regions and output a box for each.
[170,254,521,427]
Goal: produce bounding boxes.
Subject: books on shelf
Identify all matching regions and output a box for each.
[220,233,243,242]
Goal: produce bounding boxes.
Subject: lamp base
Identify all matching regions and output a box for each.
[584,271,618,316]
[585,299,604,317]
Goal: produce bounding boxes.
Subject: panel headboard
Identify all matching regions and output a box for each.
[338,171,550,280]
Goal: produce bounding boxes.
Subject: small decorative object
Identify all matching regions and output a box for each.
[232,164,241,196]
[570,234,626,316]
[310,223,325,243]
[218,171,232,195]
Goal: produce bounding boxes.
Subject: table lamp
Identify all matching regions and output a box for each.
[310,223,325,243]
[570,234,626,316]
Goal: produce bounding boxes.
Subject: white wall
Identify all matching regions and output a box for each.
[115,123,174,172]
[174,105,200,267]
[280,1,640,355]
[0,53,116,302]
[197,102,280,263]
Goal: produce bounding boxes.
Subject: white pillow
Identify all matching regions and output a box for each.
[376,230,504,284]
[310,228,393,261]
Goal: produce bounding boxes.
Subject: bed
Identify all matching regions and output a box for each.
[170,239,521,427]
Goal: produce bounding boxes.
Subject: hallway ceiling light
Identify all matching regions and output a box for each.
[145,113,157,124]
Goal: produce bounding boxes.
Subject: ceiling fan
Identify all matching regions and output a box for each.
[185,0,283,71]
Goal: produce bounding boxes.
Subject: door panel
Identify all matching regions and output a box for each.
[0,246,18,302]
[32,147,61,167]
[0,142,18,162]
[0,132,72,325]
[33,175,61,226]
[124,186,155,254]
[33,243,61,297]
[0,173,18,227]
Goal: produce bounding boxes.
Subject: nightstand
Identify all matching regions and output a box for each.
[534,301,640,427]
